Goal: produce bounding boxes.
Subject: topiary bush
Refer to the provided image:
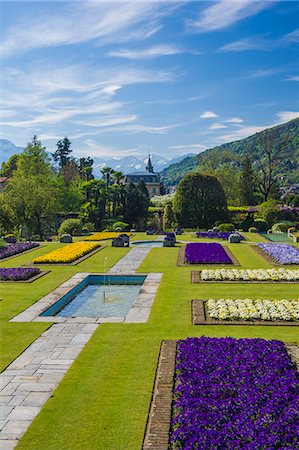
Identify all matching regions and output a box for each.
[82,222,95,233]
[58,219,83,237]
[249,227,258,233]
[253,219,269,232]
[218,223,235,232]
[272,221,296,233]
[112,221,129,231]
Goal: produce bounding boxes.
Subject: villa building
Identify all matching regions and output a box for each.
[124,155,161,198]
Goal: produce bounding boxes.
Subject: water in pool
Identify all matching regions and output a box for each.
[131,240,163,247]
[41,275,146,318]
[57,284,141,317]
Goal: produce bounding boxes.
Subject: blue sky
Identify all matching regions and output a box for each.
[1,0,298,160]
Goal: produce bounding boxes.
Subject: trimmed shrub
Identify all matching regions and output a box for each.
[58,219,83,237]
[218,223,234,232]
[112,221,129,231]
[82,222,95,233]
[253,219,269,232]
[249,227,257,233]
[272,221,296,233]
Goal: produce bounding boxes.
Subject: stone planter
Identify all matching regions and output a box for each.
[228,234,241,243]
[60,234,73,243]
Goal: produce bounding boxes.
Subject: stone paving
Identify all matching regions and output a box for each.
[1,247,162,448]
[108,247,151,274]
[0,323,98,449]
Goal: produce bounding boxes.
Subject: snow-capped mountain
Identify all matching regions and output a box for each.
[0,140,24,164]
[0,140,195,175]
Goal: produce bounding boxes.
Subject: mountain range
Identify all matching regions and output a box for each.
[160,118,299,186]
[0,139,193,177]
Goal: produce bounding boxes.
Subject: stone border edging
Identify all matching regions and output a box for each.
[190,270,299,284]
[192,300,299,326]
[31,245,106,266]
[0,270,50,283]
[143,340,176,450]
[177,245,240,267]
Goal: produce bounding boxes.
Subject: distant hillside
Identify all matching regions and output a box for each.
[160,118,299,186]
[0,140,24,164]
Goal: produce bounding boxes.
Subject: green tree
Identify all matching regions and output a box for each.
[101,166,114,187]
[0,137,60,239]
[80,179,107,229]
[79,157,94,181]
[124,180,149,229]
[239,155,257,205]
[173,173,228,228]
[0,154,20,177]
[52,137,72,168]
[163,204,175,229]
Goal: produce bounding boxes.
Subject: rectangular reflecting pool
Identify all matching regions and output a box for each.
[41,275,146,318]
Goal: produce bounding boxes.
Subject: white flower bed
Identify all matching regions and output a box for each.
[207,299,299,321]
[201,268,299,282]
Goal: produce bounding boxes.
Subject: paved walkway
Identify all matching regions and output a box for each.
[0,323,98,449]
[108,247,151,274]
[0,247,160,449]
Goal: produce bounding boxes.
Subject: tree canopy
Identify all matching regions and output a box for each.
[173,173,228,228]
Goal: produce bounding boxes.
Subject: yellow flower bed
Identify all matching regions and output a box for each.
[84,232,131,241]
[33,242,101,264]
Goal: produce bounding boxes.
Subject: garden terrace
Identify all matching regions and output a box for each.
[0,233,298,449]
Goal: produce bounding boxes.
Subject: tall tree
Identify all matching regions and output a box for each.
[239,155,257,205]
[80,179,107,229]
[173,173,228,228]
[1,137,59,238]
[101,166,114,187]
[0,154,20,177]
[163,204,175,230]
[79,157,94,181]
[52,137,72,168]
[124,180,149,229]
[255,130,282,202]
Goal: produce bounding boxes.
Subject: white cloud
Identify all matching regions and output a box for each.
[219,37,271,52]
[285,76,299,82]
[190,1,269,32]
[0,2,167,58]
[108,44,182,60]
[284,28,299,42]
[226,117,243,123]
[200,111,218,119]
[73,115,138,128]
[276,111,299,123]
[102,85,122,96]
[208,123,227,130]
[168,143,206,151]
[77,142,139,158]
[219,125,268,142]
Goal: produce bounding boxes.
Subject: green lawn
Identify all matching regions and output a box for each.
[0,233,298,449]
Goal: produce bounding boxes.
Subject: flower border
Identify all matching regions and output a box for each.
[192,300,299,326]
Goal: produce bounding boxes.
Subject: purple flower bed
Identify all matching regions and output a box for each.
[0,267,41,281]
[257,243,299,264]
[185,243,233,264]
[170,337,299,450]
[196,231,244,240]
[0,242,39,260]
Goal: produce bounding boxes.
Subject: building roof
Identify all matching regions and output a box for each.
[126,171,155,176]
[0,177,9,183]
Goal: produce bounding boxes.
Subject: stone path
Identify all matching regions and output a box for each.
[108,247,151,275]
[0,323,98,449]
[0,247,161,449]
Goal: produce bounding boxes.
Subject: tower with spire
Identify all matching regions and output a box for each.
[146,154,154,173]
[124,153,161,198]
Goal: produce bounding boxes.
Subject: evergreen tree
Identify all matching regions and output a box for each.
[79,157,94,181]
[173,173,228,228]
[0,154,20,177]
[124,180,149,229]
[239,155,257,205]
[163,204,175,230]
[53,137,72,168]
